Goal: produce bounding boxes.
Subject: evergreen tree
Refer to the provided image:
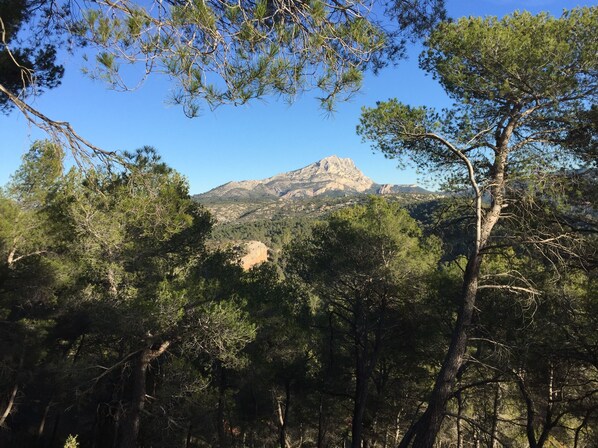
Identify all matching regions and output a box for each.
[358,8,598,446]
[288,197,440,448]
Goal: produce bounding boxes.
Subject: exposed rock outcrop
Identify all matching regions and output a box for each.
[239,240,269,270]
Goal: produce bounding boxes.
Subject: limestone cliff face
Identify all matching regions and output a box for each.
[196,155,433,202]
[274,156,375,196]
[198,155,427,200]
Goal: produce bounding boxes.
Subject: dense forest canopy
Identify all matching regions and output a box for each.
[0,143,597,448]
[0,4,597,448]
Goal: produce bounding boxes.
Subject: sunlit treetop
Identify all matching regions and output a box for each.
[358,7,598,186]
[421,9,597,108]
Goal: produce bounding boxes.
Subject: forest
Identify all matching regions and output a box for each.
[1,1,597,448]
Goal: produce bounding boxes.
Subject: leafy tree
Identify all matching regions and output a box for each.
[288,197,440,448]
[458,250,598,447]
[0,141,72,444]
[49,147,256,448]
[0,144,258,447]
[0,141,64,271]
[76,0,446,114]
[231,263,314,448]
[357,8,598,447]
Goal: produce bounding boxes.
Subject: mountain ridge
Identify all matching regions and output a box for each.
[196,155,431,200]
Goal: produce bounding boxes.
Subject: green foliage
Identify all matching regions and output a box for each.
[72,0,445,114]
[358,9,598,445]
[359,8,598,191]
[2,8,597,440]
[0,141,66,280]
[8,140,64,205]
[290,196,439,286]
[0,0,65,112]
[203,192,439,251]
[63,435,79,448]
[0,142,260,446]
[1,1,447,123]
[358,100,443,168]
[468,248,598,447]
[182,300,256,369]
[421,9,598,104]
[286,197,443,445]
[211,216,315,250]
[0,140,596,446]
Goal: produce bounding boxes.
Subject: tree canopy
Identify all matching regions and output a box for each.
[0,0,65,112]
[288,197,440,448]
[1,141,597,447]
[358,7,597,447]
[0,0,445,160]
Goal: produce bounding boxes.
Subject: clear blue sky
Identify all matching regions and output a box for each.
[1,0,594,194]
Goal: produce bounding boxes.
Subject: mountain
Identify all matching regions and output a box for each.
[194,156,440,269]
[196,155,431,200]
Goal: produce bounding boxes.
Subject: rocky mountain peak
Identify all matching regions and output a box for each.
[279,156,373,190]
[196,156,429,200]
[316,155,355,171]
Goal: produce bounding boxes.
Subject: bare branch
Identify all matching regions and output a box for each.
[0,81,120,166]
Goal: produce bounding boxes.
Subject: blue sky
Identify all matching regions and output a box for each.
[1,0,594,194]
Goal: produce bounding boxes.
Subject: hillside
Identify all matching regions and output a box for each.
[198,193,443,270]
[193,156,440,267]
[194,156,434,225]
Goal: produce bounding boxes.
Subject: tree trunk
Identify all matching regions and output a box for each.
[573,409,591,448]
[49,413,61,448]
[119,349,150,448]
[473,429,480,448]
[186,424,193,448]
[536,364,557,448]
[399,108,512,448]
[0,349,24,428]
[36,400,52,445]
[352,346,369,448]
[119,341,170,448]
[317,394,325,448]
[394,412,401,447]
[352,298,387,448]
[490,383,500,448]
[277,380,291,448]
[0,382,18,428]
[456,391,463,448]
[217,361,229,448]
[516,373,538,448]
[409,255,482,448]
[112,408,121,448]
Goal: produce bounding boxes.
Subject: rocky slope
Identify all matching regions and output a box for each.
[196,155,430,200]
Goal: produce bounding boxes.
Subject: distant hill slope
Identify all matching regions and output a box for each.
[193,156,441,262]
[197,192,436,225]
[195,155,432,202]
[206,194,444,248]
